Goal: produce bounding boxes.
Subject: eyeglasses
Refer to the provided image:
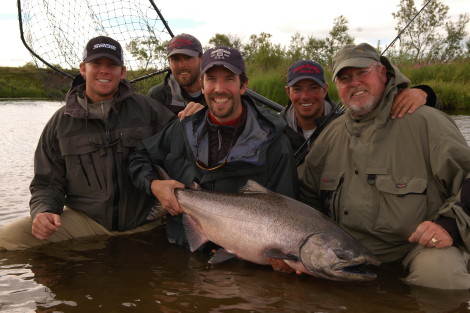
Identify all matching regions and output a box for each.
[335,66,380,88]
[194,118,240,171]
[195,134,234,171]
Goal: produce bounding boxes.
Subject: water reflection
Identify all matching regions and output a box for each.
[0,228,468,312]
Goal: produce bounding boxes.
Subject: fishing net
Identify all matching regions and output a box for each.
[17,0,172,83]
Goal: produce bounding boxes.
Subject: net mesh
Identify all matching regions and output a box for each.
[18,0,173,82]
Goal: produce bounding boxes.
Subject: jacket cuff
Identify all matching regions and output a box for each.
[411,85,438,108]
[145,174,159,196]
[435,216,463,246]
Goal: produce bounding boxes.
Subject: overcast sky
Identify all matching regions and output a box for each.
[2,0,469,67]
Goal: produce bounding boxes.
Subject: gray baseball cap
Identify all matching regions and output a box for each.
[332,43,380,79]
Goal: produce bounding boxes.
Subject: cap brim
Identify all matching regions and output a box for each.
[83,53,123,66]
[287,76,326,89]
[168,49,200,57]
[332,57,374,79]
[201,62,241,75]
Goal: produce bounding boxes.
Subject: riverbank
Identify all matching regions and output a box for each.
[1,58,469,111]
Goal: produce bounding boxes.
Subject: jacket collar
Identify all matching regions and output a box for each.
[64,80,133,118]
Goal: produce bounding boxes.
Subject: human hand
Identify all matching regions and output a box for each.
[391,88,427,119]
[150,179,185,216]
[177,102,204,121]
[408,220,453,248]
[32,212,62,240]
[267,257,302,275]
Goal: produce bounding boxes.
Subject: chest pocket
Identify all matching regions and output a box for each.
[374,175,428,238]
[319,171,344,221]
[59,135,107,198]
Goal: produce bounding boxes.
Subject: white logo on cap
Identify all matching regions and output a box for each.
[210,48,230,60]
[93,43,117,50]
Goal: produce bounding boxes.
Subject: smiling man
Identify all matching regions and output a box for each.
[0,36,175,250]
[298,42,470,289]
[148,33,205,118]
[128,46,298,252]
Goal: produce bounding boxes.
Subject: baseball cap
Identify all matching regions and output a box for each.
[82,36,124,66]
[287,60,326,88]
[167,33,203,57]
[200,46,246,75]
[332,43,381,79]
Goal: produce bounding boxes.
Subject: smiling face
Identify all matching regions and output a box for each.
[201,66,247,123]
[168,53,202,93]
[79,57,126,103]
[286,79,328,128]
[335,64,387,117]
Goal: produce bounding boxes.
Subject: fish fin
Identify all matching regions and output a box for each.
[183,214,209,252]
[208,248,237,264]
[240,180,271,194]
[146,203,167,221]
[264,248,299,261]
[189,181,203,190]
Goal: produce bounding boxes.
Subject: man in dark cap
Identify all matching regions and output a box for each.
[128,46,297,251]
[148,33,206,119]
[298,42,470,289]
[0,36,176,250]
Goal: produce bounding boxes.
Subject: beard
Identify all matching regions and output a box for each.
[174,70,199,88]
[346,91,382,117]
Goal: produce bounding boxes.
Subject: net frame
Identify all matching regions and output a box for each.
[17,0,173,82]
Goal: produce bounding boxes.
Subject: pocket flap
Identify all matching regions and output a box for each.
[375,176,427,195]
[59,135,99,156]
[121,126,153,147]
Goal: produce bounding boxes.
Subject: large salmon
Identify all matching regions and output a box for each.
[153,167,380,281]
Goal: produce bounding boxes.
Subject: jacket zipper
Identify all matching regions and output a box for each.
[77,155,91,186]
[106,127,121,231]
[88,154,103,189]
[332,177,344,222]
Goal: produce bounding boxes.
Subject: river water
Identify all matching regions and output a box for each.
[1,100,470,313]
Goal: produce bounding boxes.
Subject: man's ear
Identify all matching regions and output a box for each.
[79,62,86,78]
[120,65,127,80]
[240,79,249,95]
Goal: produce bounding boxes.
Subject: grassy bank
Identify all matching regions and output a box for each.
[1,59,469,112]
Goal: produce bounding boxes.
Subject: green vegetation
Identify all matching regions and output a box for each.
[2,0,468,112]
[1,59,469,113]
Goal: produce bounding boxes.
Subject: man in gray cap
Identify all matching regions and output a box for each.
[128,46,297,255]
[0,36,176,250]
[148,33,206,119]
[298,42,470,289]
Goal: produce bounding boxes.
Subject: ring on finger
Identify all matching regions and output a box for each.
[431,237,440,245]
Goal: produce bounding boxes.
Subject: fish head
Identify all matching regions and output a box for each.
[297,231,381,281]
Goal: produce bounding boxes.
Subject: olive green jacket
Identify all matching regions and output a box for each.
[299,58,470,262]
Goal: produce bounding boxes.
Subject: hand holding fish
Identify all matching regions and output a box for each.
[150,179,185,216]
[408,221,453,248]
[267,258,302,275]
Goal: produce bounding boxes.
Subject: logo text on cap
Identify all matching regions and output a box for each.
[294,64,320,74]
[93,43,117,51]
[210,48,231,60]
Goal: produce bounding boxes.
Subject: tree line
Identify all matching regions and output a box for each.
[127,0,469,70]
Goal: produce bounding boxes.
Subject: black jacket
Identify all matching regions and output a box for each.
[29,80,176,231]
